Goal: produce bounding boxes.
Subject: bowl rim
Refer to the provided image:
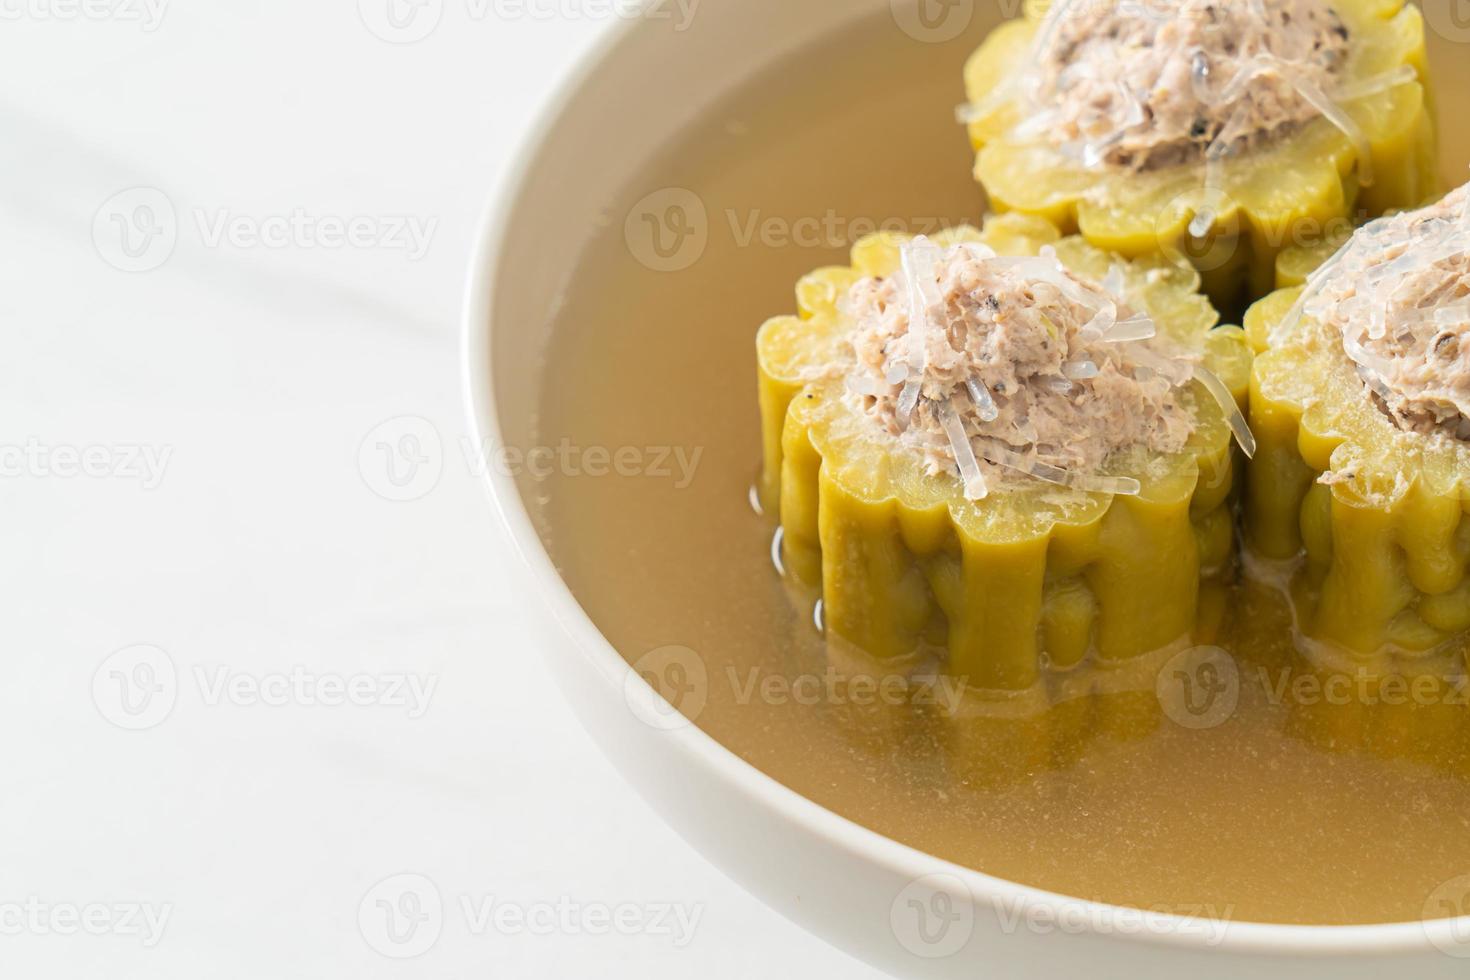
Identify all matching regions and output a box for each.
[458,9,1469,960]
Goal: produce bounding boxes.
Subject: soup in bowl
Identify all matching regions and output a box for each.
[464,1,1470,975]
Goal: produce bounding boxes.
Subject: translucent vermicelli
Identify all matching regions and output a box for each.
[987,0,1353,174]
[961,0,1438,308]
[1280,183,1470,437]
[843,237,1253,499]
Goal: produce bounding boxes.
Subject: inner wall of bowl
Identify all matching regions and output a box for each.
[488,0,902,461]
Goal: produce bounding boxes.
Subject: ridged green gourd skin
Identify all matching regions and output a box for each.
[963,0,1439,311]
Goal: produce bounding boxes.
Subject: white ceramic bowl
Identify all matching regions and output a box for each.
[461,2,1470,975]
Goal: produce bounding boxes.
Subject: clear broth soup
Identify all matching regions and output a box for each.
[531,4,1470,926]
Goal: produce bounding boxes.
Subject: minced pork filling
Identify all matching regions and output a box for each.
[840,239,1209,500]
[1021,0,1350,171]
[1303,184,1470,439]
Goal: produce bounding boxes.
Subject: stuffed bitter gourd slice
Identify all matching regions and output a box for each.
[757,214,1253,700]
[961,0,1437,310]
[1246,183,1470,656]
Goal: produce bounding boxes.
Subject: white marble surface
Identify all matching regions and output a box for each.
[0,3,884,976]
